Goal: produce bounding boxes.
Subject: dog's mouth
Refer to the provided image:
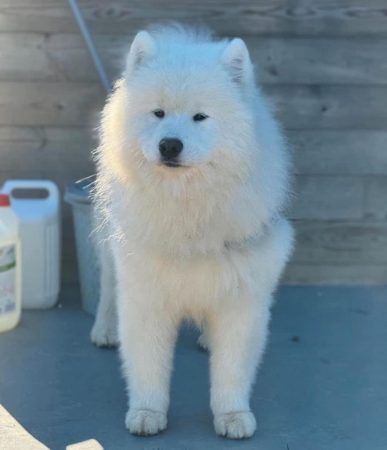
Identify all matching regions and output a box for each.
[160,159,189,169]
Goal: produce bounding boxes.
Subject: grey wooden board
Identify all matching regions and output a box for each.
[2,0,387,36]
[61,225,383,284]
[266,85,387,130]
[0,82,104,127]
[0,141,94,173]
[92,35,387,86]
[62,220,387,285]
[289,176,364,220]
[62,218,387,286]
[0,126,92,143]
[1,83,387,128]
[291,221,387,264]
[0,153,377,222]
[364,177,387,221]
[1,286,387,449]
[0,127,387,181]
[289,130,387,175]
[2,33,387,85]
[283,264,387,285]
[2,127,387,175]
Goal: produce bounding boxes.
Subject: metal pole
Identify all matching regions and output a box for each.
[67,0,111,94]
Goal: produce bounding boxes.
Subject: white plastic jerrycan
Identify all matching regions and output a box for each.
[1,180,61,309]
[0,194,22,332]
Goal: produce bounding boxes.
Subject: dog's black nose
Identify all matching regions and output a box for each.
[159,138,183,161]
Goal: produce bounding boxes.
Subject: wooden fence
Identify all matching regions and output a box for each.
[1,0,387,284]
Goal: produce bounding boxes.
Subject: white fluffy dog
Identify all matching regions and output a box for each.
[91,25,294,439]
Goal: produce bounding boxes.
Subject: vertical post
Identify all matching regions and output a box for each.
[67,0,111,94]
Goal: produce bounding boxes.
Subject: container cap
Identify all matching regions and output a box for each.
[0,194,10,207]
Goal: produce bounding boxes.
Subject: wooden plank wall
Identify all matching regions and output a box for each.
[0,0,387,285]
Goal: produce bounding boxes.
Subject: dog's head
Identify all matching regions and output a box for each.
[102,26,262,183]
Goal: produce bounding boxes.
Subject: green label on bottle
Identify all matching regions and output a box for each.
[0,244,16,314]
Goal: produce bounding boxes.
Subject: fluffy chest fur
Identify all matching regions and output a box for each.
[107,172,269,258]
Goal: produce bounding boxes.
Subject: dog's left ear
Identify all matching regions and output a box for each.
[221,38,253,86]
[126,31,156,75]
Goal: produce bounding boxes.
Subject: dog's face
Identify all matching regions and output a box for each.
[122,30,257,175]
[127,72,222,169]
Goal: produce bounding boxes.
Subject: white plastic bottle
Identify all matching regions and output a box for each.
[0,194,21,332]
[1,180,60,309]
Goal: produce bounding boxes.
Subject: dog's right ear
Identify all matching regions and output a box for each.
[126,31,156,74]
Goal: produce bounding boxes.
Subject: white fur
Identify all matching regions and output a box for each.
[91,25,294,439]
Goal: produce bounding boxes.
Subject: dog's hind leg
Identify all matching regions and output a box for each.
[90,240,119,347]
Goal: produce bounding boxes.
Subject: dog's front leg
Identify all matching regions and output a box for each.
[121,304,178,436]
[117,279,178,436]
[208,297,270,439]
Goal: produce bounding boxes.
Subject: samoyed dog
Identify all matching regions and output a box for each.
[90,25,294,439]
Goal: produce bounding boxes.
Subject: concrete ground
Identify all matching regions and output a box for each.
[0,286,386,450]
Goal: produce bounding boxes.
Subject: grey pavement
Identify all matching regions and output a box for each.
[0,286,386,450]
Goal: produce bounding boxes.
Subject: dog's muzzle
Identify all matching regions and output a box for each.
[159,138,183,167]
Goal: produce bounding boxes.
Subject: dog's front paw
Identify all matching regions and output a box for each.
[90,321,119,348]
[214,411,256,439]
[125,409,167,436]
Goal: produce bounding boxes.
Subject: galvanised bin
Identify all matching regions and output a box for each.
[64,176,99,315]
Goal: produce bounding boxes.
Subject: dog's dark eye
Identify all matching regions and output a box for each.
[153,109,165,118]
[193,113,208,122]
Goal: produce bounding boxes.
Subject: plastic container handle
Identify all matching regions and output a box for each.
[1,180,60,206]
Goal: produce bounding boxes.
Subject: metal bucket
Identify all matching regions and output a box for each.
[64,176,99,315]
